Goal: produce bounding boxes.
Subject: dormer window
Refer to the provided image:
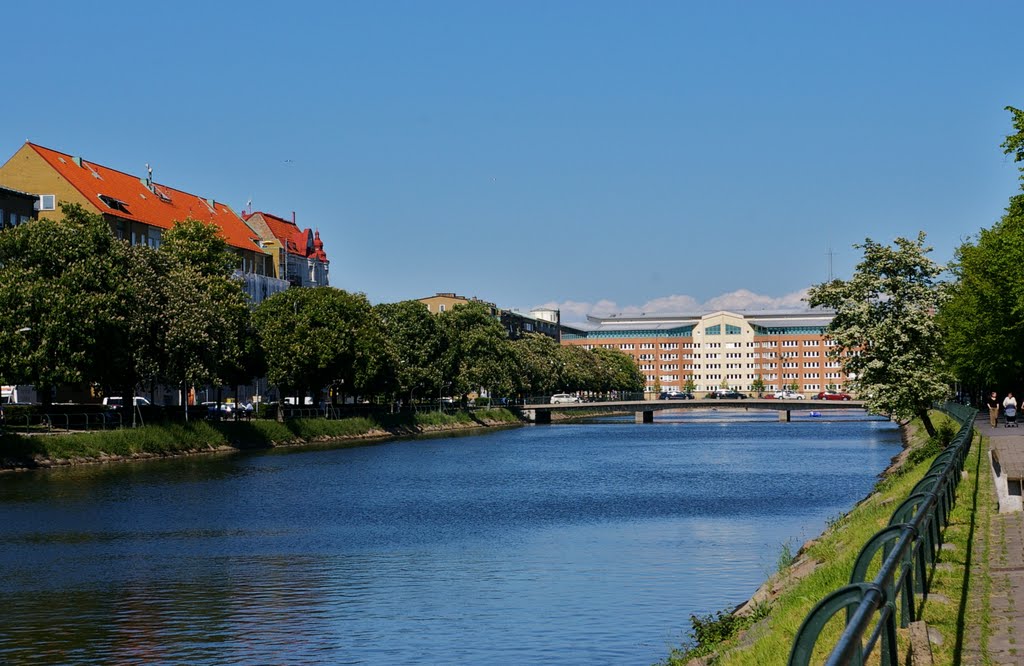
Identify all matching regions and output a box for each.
[98,194,130,214]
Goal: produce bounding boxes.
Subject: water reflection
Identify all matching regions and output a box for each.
[0,418,901,664]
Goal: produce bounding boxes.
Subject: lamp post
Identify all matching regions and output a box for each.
[438,382,451,413]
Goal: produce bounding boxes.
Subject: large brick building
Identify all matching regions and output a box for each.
[562,310,853,396]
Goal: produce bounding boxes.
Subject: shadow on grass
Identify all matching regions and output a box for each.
[0,432,51,466]
[953,435,984,664]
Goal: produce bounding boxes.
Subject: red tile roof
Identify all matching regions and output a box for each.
[28,143,262,253]
[244,210,328,262]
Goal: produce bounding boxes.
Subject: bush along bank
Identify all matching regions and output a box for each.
[659,410,971,665]
[0,408,523,470]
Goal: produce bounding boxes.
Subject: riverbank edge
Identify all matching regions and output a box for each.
[0,409,536,472]
[0,403,622,471]
[661,411,959,665]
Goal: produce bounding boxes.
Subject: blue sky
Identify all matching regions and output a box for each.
[4,1,1022,323]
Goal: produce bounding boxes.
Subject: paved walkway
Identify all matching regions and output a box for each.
[970,418,1024,665]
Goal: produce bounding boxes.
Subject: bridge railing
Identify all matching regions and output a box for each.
[788,403,976,666]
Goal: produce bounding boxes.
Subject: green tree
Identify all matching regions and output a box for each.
[511,333,564,397]
[253,287,375,407]
[941,106,1024,391]
[159,219,250,410]
[439,302,513,401]
[376,300,442,405]
[750,377,766,396]
[556,344,598,393]
[808,233,948,436]
[683,377,697,394]
[0,204,128,408]
[591,347,644,394]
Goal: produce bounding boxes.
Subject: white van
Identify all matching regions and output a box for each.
[103,396,152,408]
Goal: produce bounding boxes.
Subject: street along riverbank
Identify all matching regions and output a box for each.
[0,408,524,471]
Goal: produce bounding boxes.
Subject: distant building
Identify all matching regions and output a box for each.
[562,310,852,396]
[417,293,585,341]
[0,185,37,229]
[241,211,330,287]
[0,142,289,303]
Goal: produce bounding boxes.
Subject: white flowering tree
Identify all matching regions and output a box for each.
[808,233,949,437]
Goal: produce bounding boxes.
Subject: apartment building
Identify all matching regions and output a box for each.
[241,210,330,287]
[417,293,585,341]
[0,142,290,303]
[562,310,852,396]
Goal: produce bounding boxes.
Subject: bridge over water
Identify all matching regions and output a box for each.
[518,398,868,424]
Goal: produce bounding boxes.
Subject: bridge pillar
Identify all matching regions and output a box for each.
[534,410,552,425]
[779,409,791,422]
[635,410,654,424]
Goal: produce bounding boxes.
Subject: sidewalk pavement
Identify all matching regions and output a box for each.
[970,417,1024,665]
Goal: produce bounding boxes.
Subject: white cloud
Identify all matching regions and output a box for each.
[539,288,812,325]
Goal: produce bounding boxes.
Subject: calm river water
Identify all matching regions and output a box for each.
[0,411,900,665]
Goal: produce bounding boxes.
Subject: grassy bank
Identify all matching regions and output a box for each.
[0,408,522,469]
[661,410,977,665]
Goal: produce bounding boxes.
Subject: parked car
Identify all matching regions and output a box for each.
[659,391,694,400]
[103,396,152,409]
[815,391,853,401]
[773,390,805,400]
[201,401,234,415]
[550,393,582,404]
[708,390,748,399]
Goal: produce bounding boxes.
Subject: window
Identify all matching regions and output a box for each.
[725,324,741,335]
[98,194,131,213]
[705,325,721,335]
[38,194,56,211]
[439,304,445,312]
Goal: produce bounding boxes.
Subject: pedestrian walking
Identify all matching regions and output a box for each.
[987,391,1001,427]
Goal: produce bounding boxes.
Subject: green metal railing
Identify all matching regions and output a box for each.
[788,403,976,666]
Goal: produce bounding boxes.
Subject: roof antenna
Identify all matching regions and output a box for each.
[145,163,154,192]
[826,243,835,281]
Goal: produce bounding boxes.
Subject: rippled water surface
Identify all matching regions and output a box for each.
[0,413,900,664]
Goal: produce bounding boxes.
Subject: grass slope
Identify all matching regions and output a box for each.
[0,408,522,466]
[661,410,980,665]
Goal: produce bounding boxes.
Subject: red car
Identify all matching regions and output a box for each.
[815,391,852,401]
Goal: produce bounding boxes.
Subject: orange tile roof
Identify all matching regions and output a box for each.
[28,143,262,253]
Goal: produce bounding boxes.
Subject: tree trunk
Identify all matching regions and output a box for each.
[918,409,936,438]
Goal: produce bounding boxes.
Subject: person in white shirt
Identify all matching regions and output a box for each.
[1004,392,1017,410]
